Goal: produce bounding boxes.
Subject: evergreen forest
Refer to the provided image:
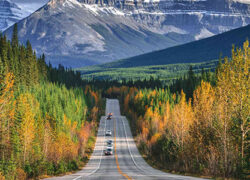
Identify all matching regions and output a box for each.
[0,24,103,179]
[0,24,249,179]
[104,41,249,179]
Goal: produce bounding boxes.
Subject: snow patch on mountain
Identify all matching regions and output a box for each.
[84,4,125,16]
[161,25,188,34]
[3,0,250,67]
[142,0,207,2]
[233,0,250,4]
[63,0,83,8]
[195,28,214,40]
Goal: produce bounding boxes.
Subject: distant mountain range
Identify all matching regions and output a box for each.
[95,24,250,68]
[3,0,250,67]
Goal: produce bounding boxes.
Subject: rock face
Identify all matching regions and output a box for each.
[4,0,250,67]
[0,0,29,32]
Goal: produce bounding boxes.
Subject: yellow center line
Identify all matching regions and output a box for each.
[114,117,132,180]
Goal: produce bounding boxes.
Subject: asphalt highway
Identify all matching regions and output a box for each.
[46,99,206,180]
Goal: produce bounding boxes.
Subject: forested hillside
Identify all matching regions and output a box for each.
[105,41,249,179]
[0,25,102,179]
[78,24,250,81]
[99,24,250,68]
[1,23,249,180]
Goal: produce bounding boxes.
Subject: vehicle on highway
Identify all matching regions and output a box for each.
[107,112,112,120]
[105,130,112,136]
[107,144,113,149]
[104,147,113,155]
[107,139,113,145]
[106,141,113,149]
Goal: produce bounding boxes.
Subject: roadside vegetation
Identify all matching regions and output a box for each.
[0,23,249,179]
[0,25,103,179]
[104,41,249,179]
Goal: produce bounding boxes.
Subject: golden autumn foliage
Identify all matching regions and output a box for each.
[213,40,249,175]
[119,41,249,178]
[167,91,192,150]
[78,122,91,157]
[193,81,215,126]
[0,73,15,158]
[0,172,4,180]
[91,106,99,122]
[16,168,26,180]
[0,73,101,178]
[124,94,130,112]
[90,91,99,106]
[16,93,36,163]
[0,31,103,178]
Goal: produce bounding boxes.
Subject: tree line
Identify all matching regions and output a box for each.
[0,24,103,179]
[105,41,249,179]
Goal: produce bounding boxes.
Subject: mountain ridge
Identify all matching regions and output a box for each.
[3,0,250,67]
[82,24,250,69]
[0,0,29,31]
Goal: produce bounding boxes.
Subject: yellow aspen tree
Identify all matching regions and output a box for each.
[163,101,171,130]
[191,81,216,172]
[215,56,235,177]
[228,41,249,161]
[152,109,161,133]
[91,106,99,122]
[77,122,91,157]
[193,81,215,127]
[43,120,53,160]
[124,94,130,112]
[0,73,15,158]
[171,90,193,151]
[17,93,36,164]
[0,172,5,180]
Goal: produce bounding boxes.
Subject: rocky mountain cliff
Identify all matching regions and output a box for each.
[4,0,250,67]
[0,0,30,32]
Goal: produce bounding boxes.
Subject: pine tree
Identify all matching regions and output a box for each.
[11,24,18,49]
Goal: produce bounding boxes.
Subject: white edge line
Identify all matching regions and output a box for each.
[73,116,107,180]
[121,117,206,180]
[121,116,152,175]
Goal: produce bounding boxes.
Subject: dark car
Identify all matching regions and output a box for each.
[107,113,112,120]
[104,147,113,155]
[107,139,113,145]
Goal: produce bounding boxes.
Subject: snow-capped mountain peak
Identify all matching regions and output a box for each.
[3,0,250,67]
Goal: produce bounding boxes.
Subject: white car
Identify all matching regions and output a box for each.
[105,130,112,136]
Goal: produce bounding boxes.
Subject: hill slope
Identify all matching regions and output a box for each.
[78,25,250,80]
[0,0,29,31]
[98,24,250,68]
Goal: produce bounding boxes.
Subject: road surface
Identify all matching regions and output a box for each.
[46,99,206,180]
